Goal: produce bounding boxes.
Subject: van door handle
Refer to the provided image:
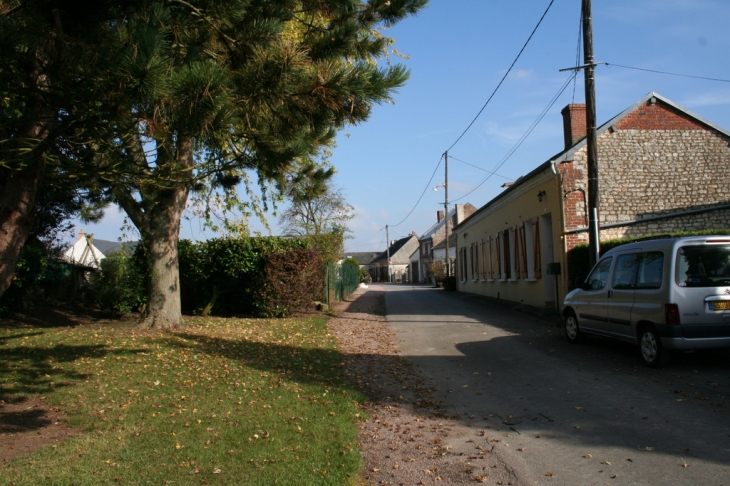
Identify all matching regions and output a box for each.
[607,290,613,298]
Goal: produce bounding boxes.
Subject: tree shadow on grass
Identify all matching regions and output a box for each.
[0,343,147,400]
[167,332,347,388]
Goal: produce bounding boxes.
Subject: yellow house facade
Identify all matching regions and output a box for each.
[453,162,564,311]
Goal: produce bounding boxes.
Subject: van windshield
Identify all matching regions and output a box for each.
[675,245,730,287]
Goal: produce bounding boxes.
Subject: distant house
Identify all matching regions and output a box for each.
[415,204,476,283]
[343,252,380,273]
[454,92,730,311]
[370,233,420,283]
[63,230,139,269]
[63,230,106,269]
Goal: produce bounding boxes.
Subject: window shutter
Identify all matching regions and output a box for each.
[532,217,542,279]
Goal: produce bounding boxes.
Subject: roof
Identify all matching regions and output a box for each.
[63,236,106,269]
[371,235,419,264]
[454,92,730,232]
[344,252,380,265]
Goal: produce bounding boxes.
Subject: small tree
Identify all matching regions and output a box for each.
[427,261,446,287]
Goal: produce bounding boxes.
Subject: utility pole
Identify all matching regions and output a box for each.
[385,224,391,283]
[583,0,600,266]
[444,151,450,277]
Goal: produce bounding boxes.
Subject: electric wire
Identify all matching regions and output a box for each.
[388,154,444,229]
[445,0,556,153]
[605,63,730,83]
[571,5,583,103]
[447,155,513,181]
[451,71,577,203]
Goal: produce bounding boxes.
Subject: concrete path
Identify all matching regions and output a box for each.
[379,282,730,486]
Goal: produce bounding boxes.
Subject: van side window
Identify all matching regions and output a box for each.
[636,252,664,289]
[586,257,612,290]
[612,254,639,289]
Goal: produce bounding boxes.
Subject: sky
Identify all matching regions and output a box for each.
[75,0,730,255]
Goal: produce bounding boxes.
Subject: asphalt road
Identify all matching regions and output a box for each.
[378,282,730,486]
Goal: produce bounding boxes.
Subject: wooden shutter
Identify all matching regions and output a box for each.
[495,233,501,278]
[532,217,542,279]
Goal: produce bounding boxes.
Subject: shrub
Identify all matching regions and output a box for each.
[178,236,318,316]
[254,249,324,317]
[442,276,457,291]
[426,261,446,287]
[359,269,372,284]
[92,250,146,316]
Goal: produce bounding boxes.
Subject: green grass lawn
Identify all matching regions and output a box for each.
[0,315,365,485]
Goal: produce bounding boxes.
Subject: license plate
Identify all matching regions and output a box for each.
[711,301,730,311]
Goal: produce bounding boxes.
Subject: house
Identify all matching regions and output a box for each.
[370,233,420,282]
[343,252,380,272]
[63,230,106,269]
[415,204,477,283]
[453,92,730,311]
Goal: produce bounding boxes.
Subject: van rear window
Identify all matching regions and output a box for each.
[675,245,730,287]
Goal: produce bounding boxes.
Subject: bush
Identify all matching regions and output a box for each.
[178,236,318,316]
[254,249,324,317]
[92,251,146,316]
[359,269,372,284]
[426,261,446,287]
[442,276,457,291]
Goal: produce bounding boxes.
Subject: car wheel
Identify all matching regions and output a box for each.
[639,326,670,368]
[564,310,585,343]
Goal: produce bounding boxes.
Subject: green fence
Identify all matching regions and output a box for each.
[324,262,359,305]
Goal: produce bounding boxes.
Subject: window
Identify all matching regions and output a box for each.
[676,245,730,287]
[459,246,468,282]
[532,218,542,279]
[636,252,664,289]
[586,257,612,290]
[612,254,639,289]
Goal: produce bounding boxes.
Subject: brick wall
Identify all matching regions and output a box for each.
[561,99,730,251]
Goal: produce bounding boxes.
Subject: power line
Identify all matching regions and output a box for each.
[451,71,577,203]
[445,0,556,153]
[605,63,730,83]
[447,156,513,181]
[388,154,444,228]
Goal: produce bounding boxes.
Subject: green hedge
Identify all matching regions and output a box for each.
[567,229,730,290]
[178,236,320,317]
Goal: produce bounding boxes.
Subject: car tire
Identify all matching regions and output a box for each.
[564,310,585,344]
[639,326,670,368]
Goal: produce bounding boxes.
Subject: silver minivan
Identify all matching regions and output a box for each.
[562,236,730,367]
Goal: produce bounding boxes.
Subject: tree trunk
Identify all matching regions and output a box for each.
[137,185,190,330]
[0,161,45,297]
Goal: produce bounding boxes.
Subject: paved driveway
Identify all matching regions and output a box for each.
[380,283,730,485]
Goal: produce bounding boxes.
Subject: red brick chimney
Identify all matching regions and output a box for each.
[561,104,587,149]
[436,210,444,223]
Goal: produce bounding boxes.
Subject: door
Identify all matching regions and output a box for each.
[576,256,613,333]
[607,252,640,337]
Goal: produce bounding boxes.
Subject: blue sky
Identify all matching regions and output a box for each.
[76,0,730,253]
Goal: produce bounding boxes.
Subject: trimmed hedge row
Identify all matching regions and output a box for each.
[178,237,323,317]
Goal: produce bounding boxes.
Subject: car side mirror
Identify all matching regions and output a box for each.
[575,277,587,290]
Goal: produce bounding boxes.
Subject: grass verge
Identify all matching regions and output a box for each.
[0,315,365,485]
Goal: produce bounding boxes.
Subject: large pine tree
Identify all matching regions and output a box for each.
[1,0,427,329]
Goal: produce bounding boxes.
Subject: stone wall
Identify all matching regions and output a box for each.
[560,99,730,251]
